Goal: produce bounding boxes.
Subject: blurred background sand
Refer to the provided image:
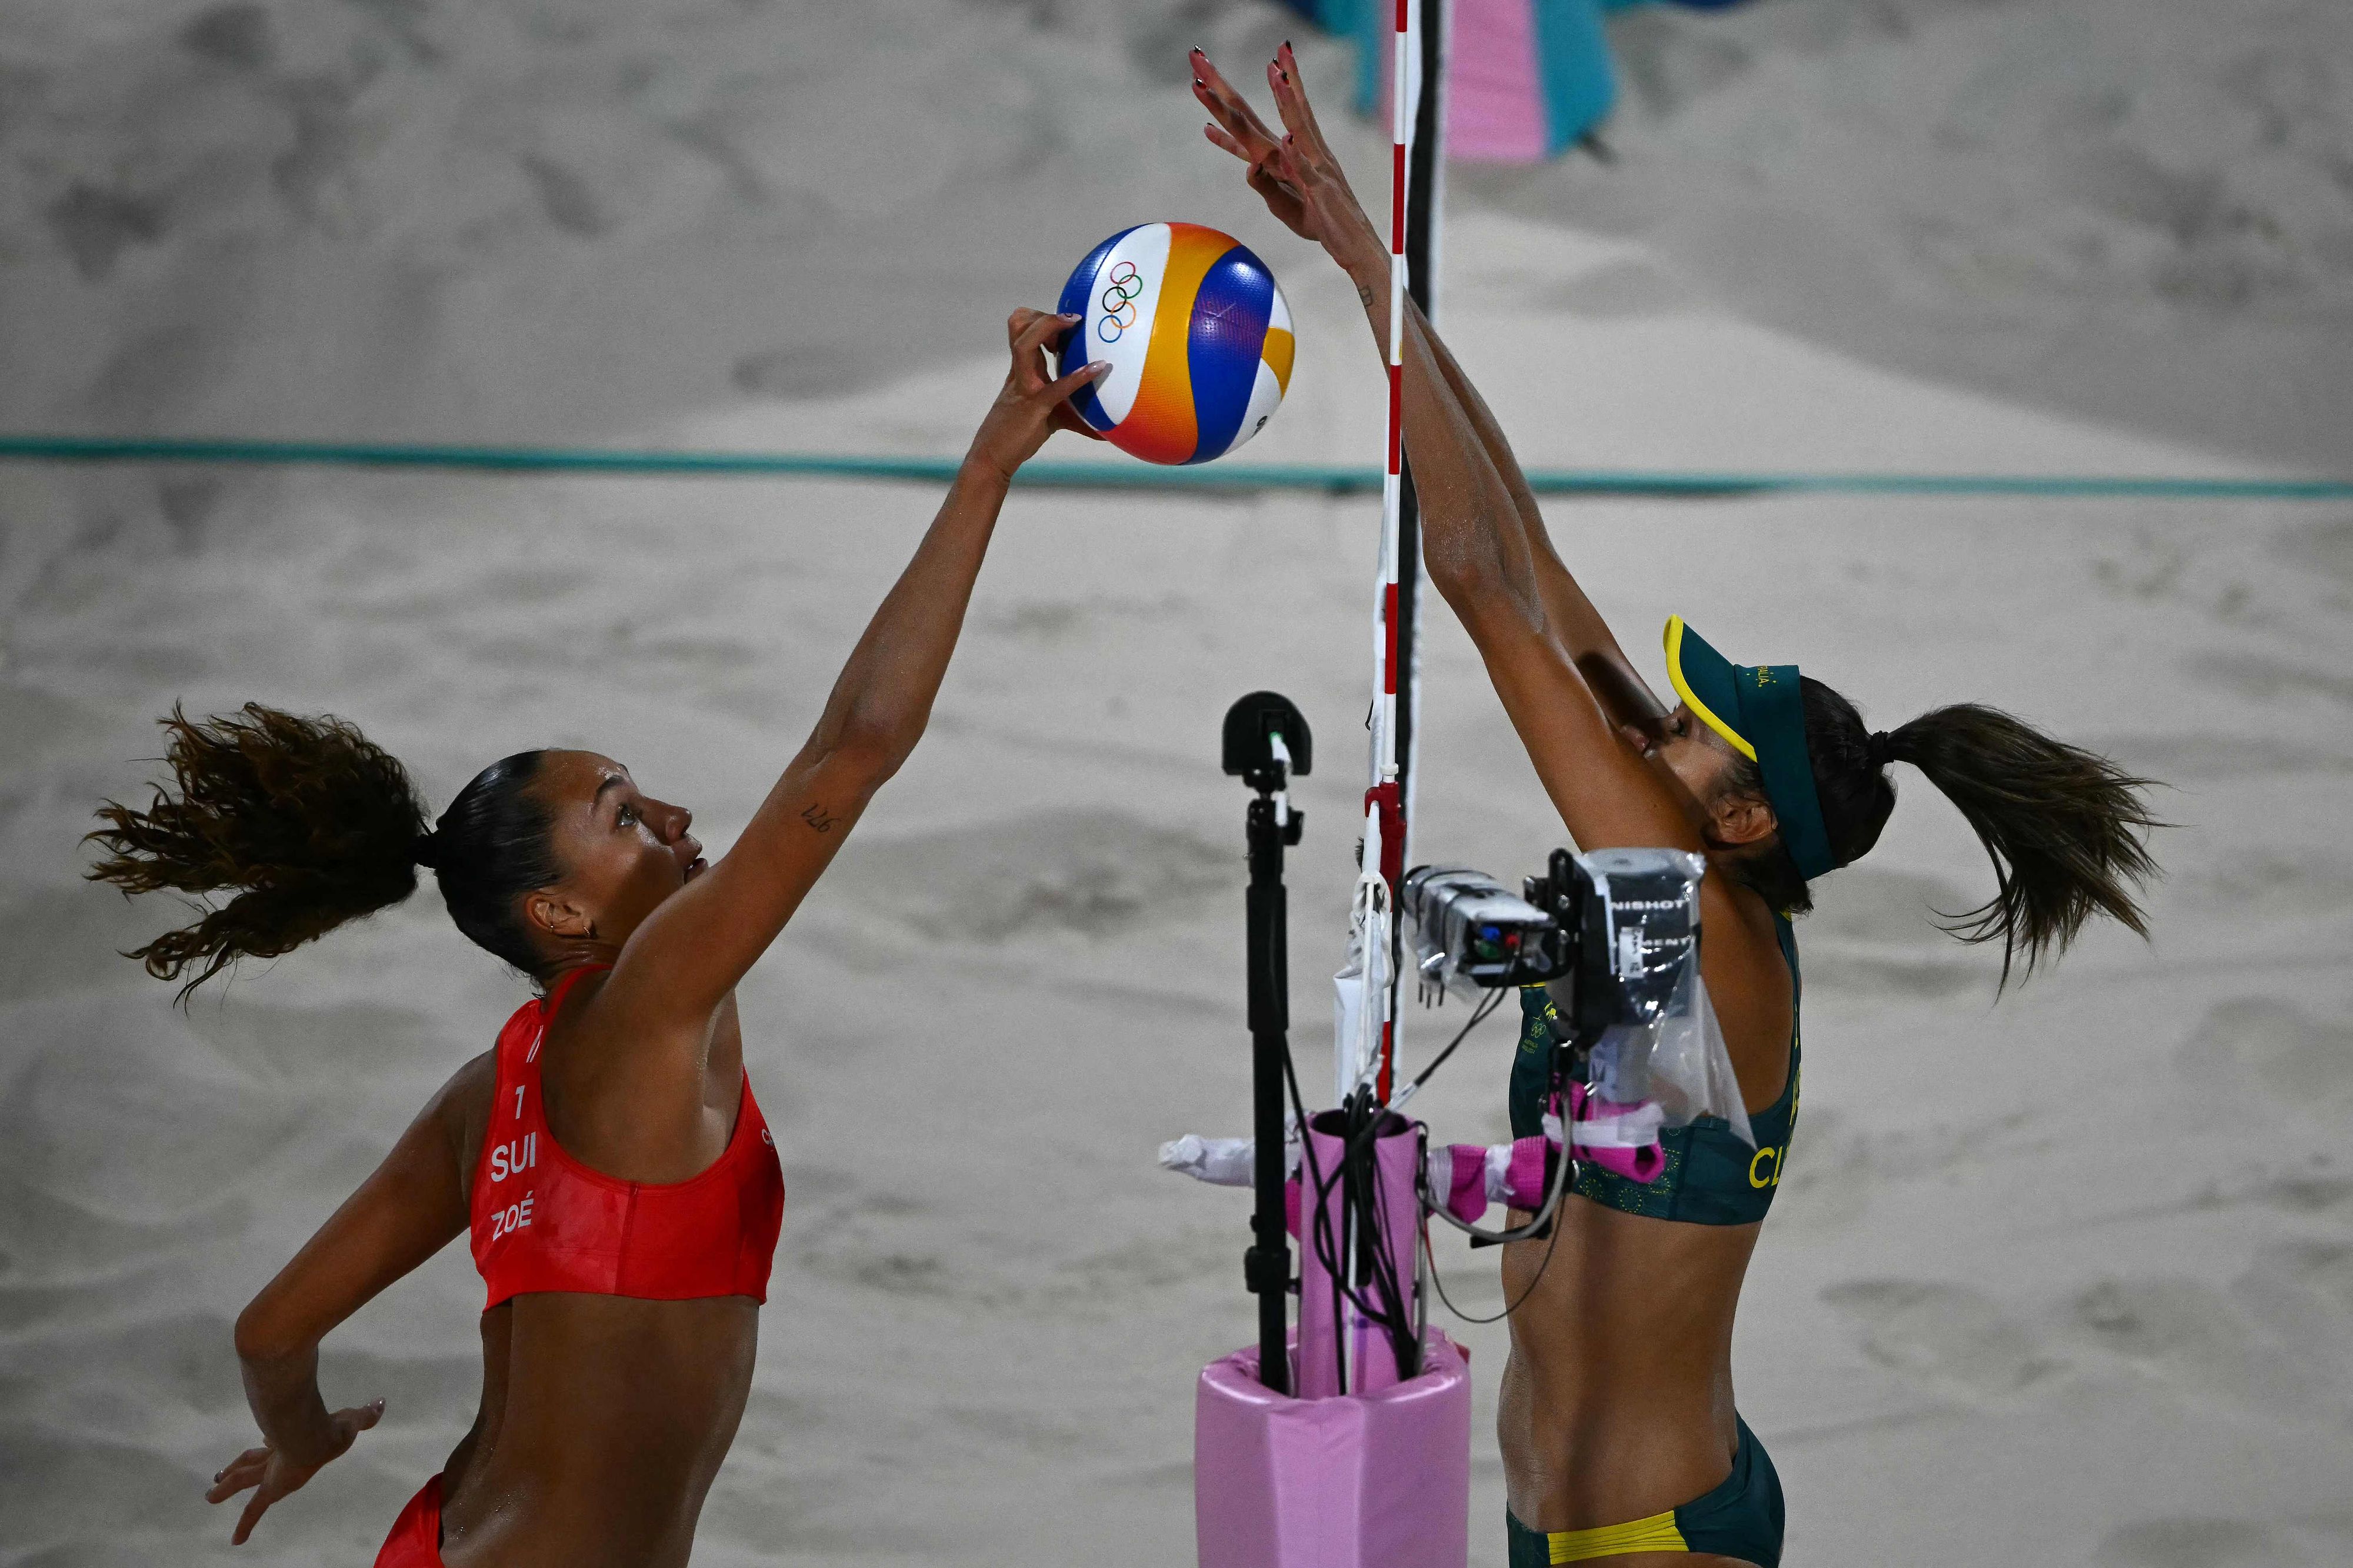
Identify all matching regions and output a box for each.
[2,2,2349,1564]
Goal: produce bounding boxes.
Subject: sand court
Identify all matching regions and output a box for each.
[3,1,2350,1564]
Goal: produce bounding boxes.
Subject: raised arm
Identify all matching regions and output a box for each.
[1191,48,1682,852]
[1401,296,1668,739]
[598,311,1107,1027]
[1192,48,1662,740]
[206,1055,488,1542]
[1388,306,1691,858]
[1191,48,1796,1079]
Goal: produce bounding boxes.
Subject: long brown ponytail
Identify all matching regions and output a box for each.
[87,705,432,1002]
[94,706,572,996]
[1875,703,2163,985]
[1719,680,2162,985]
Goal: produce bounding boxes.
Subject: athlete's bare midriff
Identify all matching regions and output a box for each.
[1498,1197,1760,1536]
[437,1293,758,1568]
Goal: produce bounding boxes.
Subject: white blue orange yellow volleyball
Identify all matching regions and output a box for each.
[1055,223,1295,465]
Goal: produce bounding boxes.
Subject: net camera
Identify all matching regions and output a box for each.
[1403,847,1705,1053]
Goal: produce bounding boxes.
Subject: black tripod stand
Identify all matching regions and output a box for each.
[1222,692,1311,1393]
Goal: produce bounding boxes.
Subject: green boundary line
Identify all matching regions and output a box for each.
[4,433,2350,502]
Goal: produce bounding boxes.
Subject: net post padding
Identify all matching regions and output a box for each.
[1194,1333,1471,1568]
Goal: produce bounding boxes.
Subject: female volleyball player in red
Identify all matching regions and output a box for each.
[90,311,1106,1567]
[1194,45,2159,1568]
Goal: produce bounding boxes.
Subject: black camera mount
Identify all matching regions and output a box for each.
[1222,692,1309,1393]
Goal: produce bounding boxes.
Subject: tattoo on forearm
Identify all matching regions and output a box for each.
[1358,283,1374,306]
[800,803,837,833]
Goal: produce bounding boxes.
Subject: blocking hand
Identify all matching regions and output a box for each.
[1191,43,1384,280]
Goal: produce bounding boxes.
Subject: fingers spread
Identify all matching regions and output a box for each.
[1192,52,1275,149]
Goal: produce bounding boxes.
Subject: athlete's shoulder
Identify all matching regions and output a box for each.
[439,1047,498,1099]
[431,1049,500,1200]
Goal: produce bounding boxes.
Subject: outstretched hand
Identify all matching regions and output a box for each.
[205,1398,383,1544]
[967,308,1110,481]
[1191,44,1384,282]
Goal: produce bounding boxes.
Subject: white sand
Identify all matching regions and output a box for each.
[2,2,2349,1566]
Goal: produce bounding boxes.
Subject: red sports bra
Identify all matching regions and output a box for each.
[469,967,785,1310]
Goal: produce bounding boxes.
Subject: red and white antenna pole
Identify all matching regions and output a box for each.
[1361,0,1415,1103]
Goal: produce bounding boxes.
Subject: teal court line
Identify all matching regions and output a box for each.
[4,434,2351,502]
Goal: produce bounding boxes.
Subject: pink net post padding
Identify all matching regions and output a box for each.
[1195,1333,1472,1568]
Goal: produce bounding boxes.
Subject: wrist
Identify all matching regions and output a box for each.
[1334,217,1388,288]
[959,448,1019,489]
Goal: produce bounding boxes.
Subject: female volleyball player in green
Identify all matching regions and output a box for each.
[1194,44,2159,1568]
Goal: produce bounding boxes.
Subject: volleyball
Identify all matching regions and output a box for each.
[1055,223,1294,465]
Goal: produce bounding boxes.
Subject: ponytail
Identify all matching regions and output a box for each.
[87,705,430,1002]
[1739,675,2162,986]
[1717,676,2162,985]
[90,708,574,997]
[1878,705,2161,985]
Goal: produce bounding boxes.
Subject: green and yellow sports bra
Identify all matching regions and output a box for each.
[1508,917,1799,1227]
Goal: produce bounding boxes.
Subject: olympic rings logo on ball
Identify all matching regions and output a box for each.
[1096,262,1144,341]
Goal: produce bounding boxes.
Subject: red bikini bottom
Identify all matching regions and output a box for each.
[373,1473,445,1567]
